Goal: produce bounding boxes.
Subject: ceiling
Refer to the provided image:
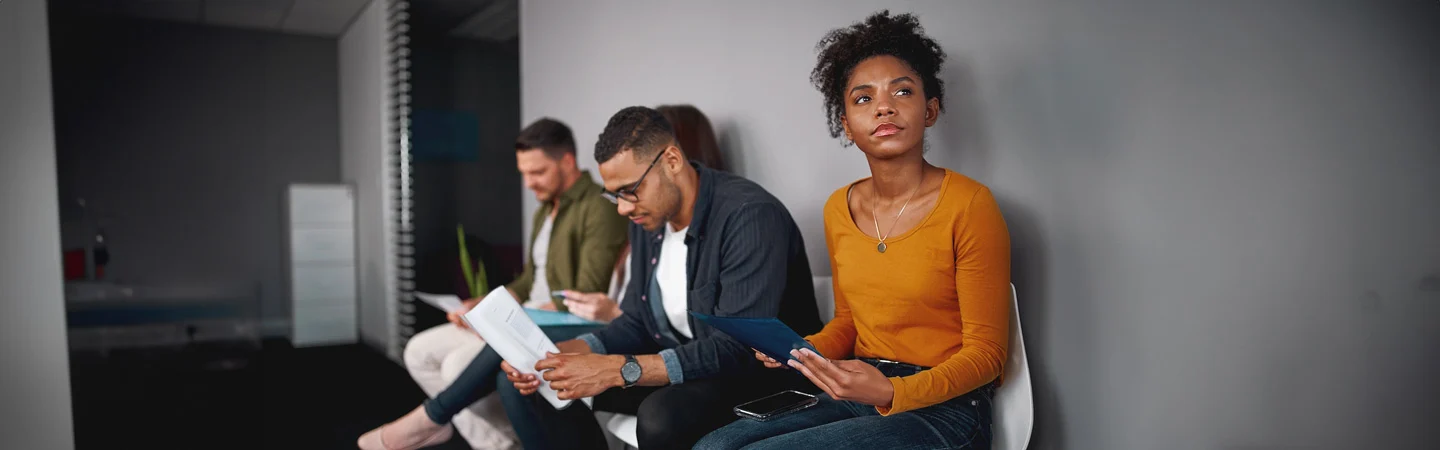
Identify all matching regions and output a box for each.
[49,0,518,41]
[413,0,517,42]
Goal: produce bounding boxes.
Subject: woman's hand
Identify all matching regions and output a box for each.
[561,290,622,323]
[756,340,816,369]
[754,349,784,369]
[788,348,895,408]
[447,297,482,329]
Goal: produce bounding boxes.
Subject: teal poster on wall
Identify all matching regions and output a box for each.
[411,110,480,162]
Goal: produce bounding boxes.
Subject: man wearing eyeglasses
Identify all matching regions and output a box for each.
[496,106,823,450]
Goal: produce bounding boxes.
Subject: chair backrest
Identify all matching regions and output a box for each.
[992,284,1033,450]
[813,276,835,323]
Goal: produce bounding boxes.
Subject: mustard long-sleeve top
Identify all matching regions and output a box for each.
[807,169,1012,415]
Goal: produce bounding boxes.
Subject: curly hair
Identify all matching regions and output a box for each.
[593,106,675,164]
[811,10,947,140]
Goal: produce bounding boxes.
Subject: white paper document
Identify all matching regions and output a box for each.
[463,287,589,409]
[413,292,467,314]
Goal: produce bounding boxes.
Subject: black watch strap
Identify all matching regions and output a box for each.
[621,354,641,388]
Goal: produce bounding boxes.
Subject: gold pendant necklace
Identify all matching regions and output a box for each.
[872,171,924,253]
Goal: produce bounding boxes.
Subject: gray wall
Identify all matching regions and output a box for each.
[49,14,342,328]
[521,1,1440,448]
[0,0,76,448]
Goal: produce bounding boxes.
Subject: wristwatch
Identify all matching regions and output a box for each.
[620,355,642,388]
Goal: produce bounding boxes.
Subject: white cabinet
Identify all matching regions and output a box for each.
[287,184,358,347]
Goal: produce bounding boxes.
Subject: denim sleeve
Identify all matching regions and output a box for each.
[577,333,607,355]
[658,348,685,385]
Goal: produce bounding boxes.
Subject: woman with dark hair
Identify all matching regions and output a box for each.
[696,10,1011,449]
[658,104,727,171]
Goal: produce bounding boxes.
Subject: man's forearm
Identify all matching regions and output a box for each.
[589,353,673,389]
[633,354,670,387]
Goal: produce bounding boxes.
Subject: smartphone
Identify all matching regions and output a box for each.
[549,290,569,313]
[733,390,818,421]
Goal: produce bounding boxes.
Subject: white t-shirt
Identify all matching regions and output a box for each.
[656,223,692,338]
[525,215,556,309]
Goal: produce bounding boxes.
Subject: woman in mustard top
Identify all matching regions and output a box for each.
[696,10,1012,450]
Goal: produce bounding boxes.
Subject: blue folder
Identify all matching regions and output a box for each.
[525,308,600,327]
[690,312,820,363]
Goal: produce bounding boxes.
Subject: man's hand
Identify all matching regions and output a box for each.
[501,360,541,396]
[560,290,622,323]
[788,348,895,408]
[447,297,482,329]
[554,339,593,355]
[534,353,625,400]
[500,339,594,397]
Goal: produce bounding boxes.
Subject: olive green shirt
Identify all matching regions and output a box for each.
[505,171,629,311]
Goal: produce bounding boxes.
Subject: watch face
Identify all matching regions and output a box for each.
[622,361,642,383]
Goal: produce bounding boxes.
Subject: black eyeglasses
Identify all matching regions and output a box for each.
[601,150,666,205]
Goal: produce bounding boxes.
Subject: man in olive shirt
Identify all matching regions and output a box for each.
[504,118,631,309]
[362,118,629,449]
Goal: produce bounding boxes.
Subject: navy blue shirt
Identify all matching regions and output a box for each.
[580,163,822,383]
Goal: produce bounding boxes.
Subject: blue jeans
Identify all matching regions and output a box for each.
[421,325,600,424]
[694,359,995,450]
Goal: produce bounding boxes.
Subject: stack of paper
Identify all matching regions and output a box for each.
[415,291,599,327]
[463,287,580,409]
[414,292,467,313]
[413,291,472,328]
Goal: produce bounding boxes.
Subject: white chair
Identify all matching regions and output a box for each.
[993,283,1034,450]
[813,276,835,323]
[602,411,639,449]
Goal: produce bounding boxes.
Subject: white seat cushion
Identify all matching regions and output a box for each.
[603,412,639,447]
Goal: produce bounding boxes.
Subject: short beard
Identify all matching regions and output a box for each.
[655,172,684,230]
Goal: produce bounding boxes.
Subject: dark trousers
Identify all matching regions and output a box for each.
[497,367,818,450]
[694,360,996,450]
[421,325,600,424]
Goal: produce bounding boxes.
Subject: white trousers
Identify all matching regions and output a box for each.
[402,324,519,449]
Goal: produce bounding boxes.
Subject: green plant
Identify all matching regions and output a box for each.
[457,225,489,297]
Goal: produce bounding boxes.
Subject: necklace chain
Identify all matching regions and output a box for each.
[871,170,924,249]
